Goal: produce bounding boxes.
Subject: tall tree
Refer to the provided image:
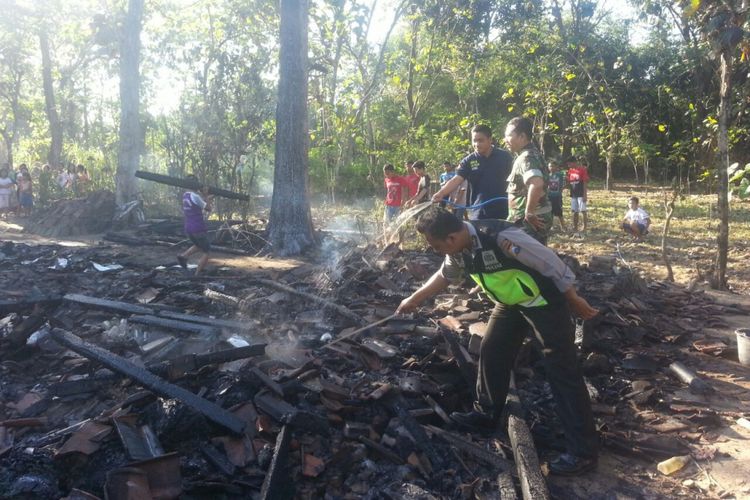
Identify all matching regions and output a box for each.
[116,0,144,206]
[39,30,63,169]
[0,25,28,169]
[268,0,316,255]
[692,1,748,289]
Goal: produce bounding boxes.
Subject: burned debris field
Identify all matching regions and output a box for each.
[2,214,750,499]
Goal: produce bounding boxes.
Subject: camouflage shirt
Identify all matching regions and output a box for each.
[506,144,551,221]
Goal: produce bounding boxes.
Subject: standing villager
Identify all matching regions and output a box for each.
[547,159,567,232]
[396,207,599,476]
[16,165,34,217]
[0,165,15,217]
[403,160,420,199]
[382,163,407,224]
[566,156,589,234]
[431,124,512,220]
[405,161,431,207]
[177,175,214,276]
[503,116,552,244]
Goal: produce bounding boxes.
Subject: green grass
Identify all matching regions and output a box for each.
[549,186,750,293]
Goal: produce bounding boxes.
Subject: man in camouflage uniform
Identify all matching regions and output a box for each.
[503,116,552,244]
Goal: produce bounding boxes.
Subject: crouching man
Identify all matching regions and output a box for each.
[396,207,599,475]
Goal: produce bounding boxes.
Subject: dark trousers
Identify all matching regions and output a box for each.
[476,301,598,458]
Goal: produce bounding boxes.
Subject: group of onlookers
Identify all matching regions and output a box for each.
[0,161,92,218]
[0,163,35,217]
[382,119,650,243]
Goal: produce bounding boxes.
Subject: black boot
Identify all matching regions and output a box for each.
[450,410,499,430]
[548,453,597,476]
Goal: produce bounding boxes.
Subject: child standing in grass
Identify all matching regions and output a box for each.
[16,165,33,217]
[621,196,650,241]
[177,175,213,276]
[548,160,567,232]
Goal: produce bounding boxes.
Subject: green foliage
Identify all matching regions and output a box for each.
[1,0,749,213]
[728,162,750,200]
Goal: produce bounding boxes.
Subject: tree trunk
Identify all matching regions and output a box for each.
[39,31,63,169]
[661,189,678,282]
[714,49,731,289]
[116,0,144,207]
[268,0,316,256]
[0,130,12,168]
[605,143,614,191]
[406,16,418,127]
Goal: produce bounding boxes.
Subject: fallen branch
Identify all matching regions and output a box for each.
[507,374,550,500]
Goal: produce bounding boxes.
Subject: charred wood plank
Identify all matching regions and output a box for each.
[146,344,266,379]
[436,322,477,400]
[112,415,164,461]
[249,367,285,398]
[424,425,511,471]
[48,329,245,434]
[63,294,152,316]
[385,395,445,471]
[202,443,236,476]
[156,310,249,330]
[50,375,121,396]
[250,279,365,325]
[669,361,714,395]
[128,315,218,336]
[135,170,254,201]
[506,375,549,500]
[357,436,405,465]
[254,393,329,436]
[259,425,293,500]
[497,471,518,499]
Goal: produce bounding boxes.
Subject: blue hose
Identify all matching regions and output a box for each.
[444,196,508,210]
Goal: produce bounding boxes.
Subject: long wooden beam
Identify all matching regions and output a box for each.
[135,170,254,201]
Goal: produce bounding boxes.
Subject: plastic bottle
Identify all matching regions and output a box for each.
[657,455,690,475]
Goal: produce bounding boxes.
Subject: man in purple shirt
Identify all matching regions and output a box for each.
[177,175,213,276]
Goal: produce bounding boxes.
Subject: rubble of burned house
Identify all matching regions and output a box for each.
[1,229,750,499]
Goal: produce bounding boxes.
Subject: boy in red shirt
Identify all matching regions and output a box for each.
[383,163,407,224]
[403,160,420,199]
[566,156,589,233]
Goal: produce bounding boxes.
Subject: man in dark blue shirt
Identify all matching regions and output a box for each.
[431,124,512,220]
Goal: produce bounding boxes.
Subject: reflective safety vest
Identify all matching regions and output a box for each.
[463,220,562,307]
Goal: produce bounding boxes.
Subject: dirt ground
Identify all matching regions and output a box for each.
[3,196,750,499]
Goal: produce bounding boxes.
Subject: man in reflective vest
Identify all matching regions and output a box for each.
[397,207,599,475]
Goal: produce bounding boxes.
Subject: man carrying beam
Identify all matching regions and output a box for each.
[396,207,599,475]
[177,175,214,276]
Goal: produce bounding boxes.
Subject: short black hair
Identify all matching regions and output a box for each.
[416,207,464,240]
[412,160,426,171]
[383,163,395,172]
[565,155,577,163]
[629,196,639,204]
[471,124,492,138]
[507,116,533,140]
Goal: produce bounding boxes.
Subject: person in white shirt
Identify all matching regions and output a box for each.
[621,196,650,240]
